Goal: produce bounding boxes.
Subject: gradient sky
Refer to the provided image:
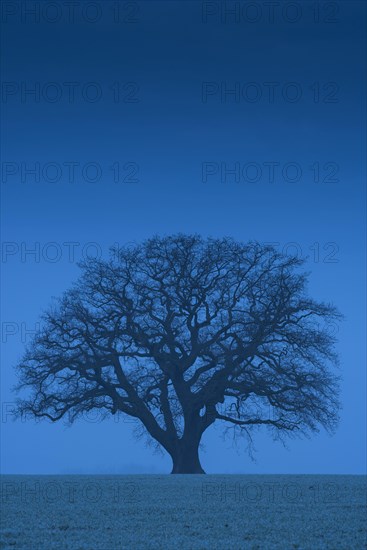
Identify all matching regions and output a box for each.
[1,0,366,474]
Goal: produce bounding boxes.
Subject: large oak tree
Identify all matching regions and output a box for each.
[15,235,341,473]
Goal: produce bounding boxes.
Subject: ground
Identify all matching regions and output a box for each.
[1,475,366,549]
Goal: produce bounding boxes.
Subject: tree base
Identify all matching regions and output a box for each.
[170,467,206,474]
[169,437,206,473]
[170,452,205,474]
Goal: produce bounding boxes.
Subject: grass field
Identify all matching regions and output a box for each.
[1,475,366,549]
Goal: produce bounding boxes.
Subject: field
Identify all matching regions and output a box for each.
[1,475,366,549]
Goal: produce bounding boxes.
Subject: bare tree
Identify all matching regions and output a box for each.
[15,235,341,473]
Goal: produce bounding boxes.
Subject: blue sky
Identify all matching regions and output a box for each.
[1,0,366,474]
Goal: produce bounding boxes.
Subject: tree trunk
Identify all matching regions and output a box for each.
[170,438,205,474]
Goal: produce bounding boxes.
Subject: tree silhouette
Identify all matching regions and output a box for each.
[15,235,341,473]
